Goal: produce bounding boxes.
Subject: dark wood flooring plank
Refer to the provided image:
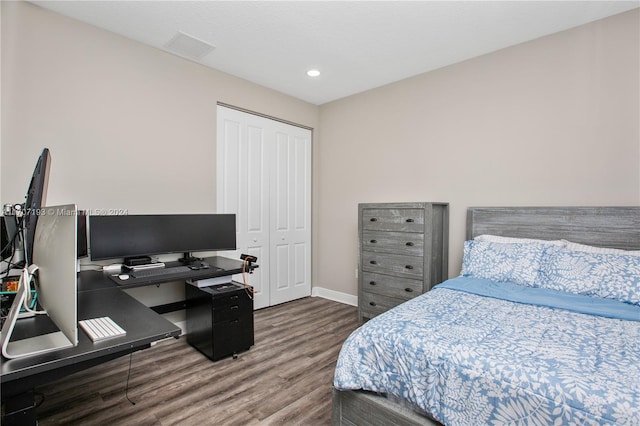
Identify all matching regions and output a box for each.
[35,296,359,425]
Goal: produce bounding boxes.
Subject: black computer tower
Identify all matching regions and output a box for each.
[185,282,254,361]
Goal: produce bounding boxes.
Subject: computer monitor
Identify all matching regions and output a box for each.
[77,210,88,258]
[88,214,236,264]
[23,148,51,266]
[1,204,78,359]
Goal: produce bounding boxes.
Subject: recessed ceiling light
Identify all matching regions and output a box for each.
[307,69,321,77]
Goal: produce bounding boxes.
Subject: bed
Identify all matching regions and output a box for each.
[333,207,640,425]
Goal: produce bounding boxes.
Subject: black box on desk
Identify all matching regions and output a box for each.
[185,282,254,361]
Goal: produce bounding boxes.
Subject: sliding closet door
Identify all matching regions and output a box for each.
[216,108,269,309]
[216,105,311,309]
[270,124,312,305]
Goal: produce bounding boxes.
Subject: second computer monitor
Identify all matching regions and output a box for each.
[88,214,236,263]
[1,204,78,359]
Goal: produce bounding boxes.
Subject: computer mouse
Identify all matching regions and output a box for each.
[118,274,130,280]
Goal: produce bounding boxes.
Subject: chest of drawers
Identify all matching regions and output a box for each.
[358,202,449,322]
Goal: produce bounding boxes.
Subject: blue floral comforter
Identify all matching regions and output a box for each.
[334,277,640,425]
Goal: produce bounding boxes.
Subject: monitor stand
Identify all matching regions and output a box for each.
[0,269,73,359]
[178,252,202,265]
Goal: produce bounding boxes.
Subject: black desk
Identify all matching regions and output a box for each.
[108,256,245,289]
[0,271,182,425]
[107,256,247,315]
[1,256,247,425]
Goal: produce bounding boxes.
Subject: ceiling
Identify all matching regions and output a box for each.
[30,1,639,105]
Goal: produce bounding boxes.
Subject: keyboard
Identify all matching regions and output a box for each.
[79,317,126,342]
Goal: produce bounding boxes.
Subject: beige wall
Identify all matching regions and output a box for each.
[1,1,319,212]
[2,2,638,304]
[0,1,320,318]
[316,9,639,297]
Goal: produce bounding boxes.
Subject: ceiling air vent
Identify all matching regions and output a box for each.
[164,31,215,60]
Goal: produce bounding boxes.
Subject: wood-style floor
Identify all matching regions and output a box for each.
[35,296,359,425]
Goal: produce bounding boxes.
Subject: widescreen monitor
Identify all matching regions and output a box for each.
[88,214,236,263]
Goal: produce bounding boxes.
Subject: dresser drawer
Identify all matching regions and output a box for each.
[362,209,425,232]
[360,291,406,318]
[361,272,422,300]
[362,230,424,256]
[362,251,423,278]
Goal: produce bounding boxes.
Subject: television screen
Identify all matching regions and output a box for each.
[88,214,236,261]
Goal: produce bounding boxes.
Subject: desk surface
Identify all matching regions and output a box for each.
[105,256,246,289]
[1,255,246,389]
[1,269,181,396]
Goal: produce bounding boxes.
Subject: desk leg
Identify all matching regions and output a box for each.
[3,389,37,426]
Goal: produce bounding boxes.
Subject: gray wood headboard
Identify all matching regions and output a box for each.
[467,207,640,251]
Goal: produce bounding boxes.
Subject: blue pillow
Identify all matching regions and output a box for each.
[460,240,548,287]
[537,249,640,306]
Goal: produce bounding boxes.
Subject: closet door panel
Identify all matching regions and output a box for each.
[217,107,270,309]
[217,105,311,309]
[269,126,311,305]
[219,118,241,220]
[243,125,269,308]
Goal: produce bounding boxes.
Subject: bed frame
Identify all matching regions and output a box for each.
[332,206,640,426]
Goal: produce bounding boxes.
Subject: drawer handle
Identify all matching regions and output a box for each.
[370,218,378,222]
[231,305,239,310]
[405,288,414,293]
[369,302,377,307]
[405,265,414,270]
[406,218,414,223]
[370,260,378,265]
[230,295,239,300]
[369,281,376,286]
[406,242,414,246]
[370,239,377,244]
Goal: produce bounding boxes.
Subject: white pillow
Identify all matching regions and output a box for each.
[475,235,566,247]
[562,240,640,255]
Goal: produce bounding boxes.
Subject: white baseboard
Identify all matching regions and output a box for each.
[311,286,357,307]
